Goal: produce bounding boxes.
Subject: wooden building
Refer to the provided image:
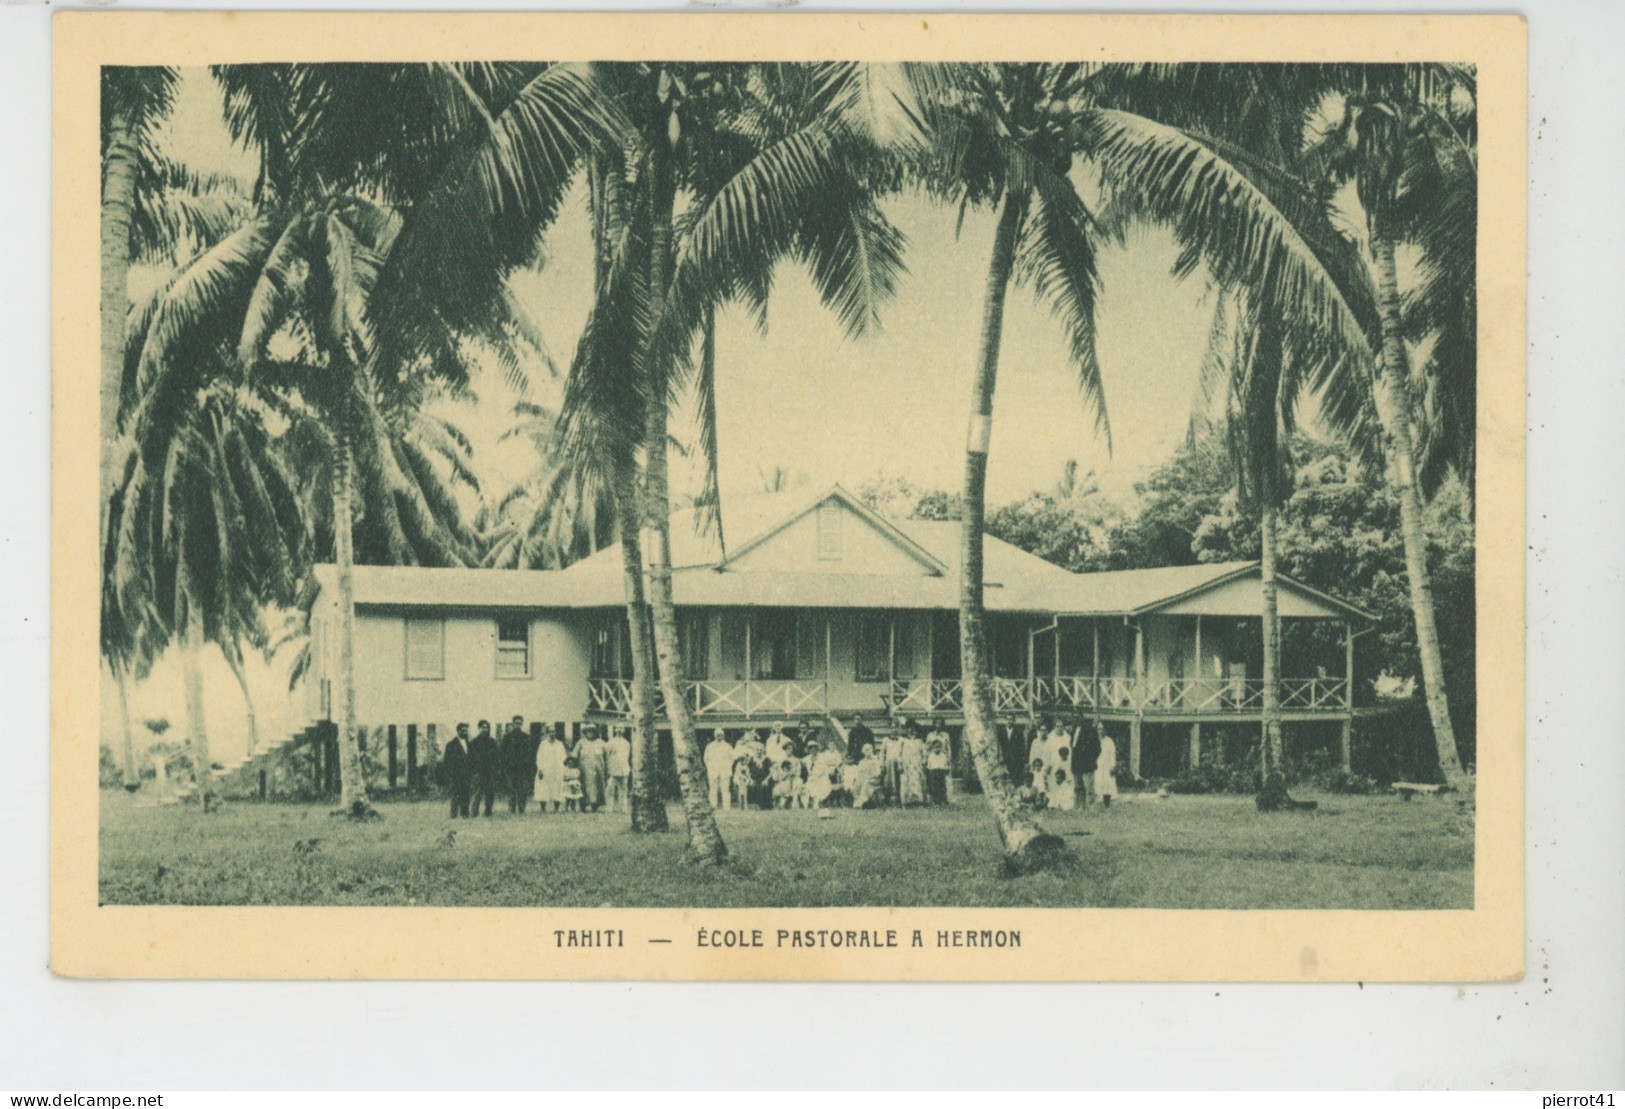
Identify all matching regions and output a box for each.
[305,486,1371,777]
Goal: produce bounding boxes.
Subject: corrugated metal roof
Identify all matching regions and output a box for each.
[317,487,1368,621]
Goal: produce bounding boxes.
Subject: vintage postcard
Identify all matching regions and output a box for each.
[53,10,1526,980]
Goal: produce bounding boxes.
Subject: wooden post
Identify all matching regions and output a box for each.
[825,615,833,710]
[327,724,340,795]
[406,724,419,790]
[1194,614,1204,696]
[1342,620,1355,773]
[1091,621,1100,708]
[258,767,268,800]
[387,724,399,790]
[745,616,753,716]
[1189,721,1202,770]
[1344,620,1355,710]
[1025,622,1036,723]
[1129,718,1142,779]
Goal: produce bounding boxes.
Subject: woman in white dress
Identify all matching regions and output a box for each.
[1095,732,1118,808]
[534,725,568,812]
[1044,722,1077,811]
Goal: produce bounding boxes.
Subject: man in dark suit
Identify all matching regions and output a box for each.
[845,714,874,765]
[442,723,473,818]
[501,715,531,813]
[470,720,500,817]
[1073,715,1102,807]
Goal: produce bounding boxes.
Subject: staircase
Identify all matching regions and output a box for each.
[159,724,318,805]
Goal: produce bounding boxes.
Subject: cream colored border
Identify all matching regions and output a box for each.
[52,11,1526,981]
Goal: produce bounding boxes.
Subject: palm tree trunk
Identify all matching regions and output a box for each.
[332,434,371,814]
[101,105,139,512]
[959,191,1065,875]
[616,455,668,833]
[1373,236,1468,791]
[643,135,726,864]
[1256,503,1287,804]
[223,641,260,758]
[114,658,139,792]
[181,593,214,806]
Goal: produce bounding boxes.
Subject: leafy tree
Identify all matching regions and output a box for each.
[1102,436,1231,570]
[1193,436,1477,773]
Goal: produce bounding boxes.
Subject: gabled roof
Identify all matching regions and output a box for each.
[315,493,1370,623]
[716,485,948,576]
[1037,560,1374,622]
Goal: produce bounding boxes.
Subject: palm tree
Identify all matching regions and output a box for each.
[234,194,449,815]
[607,61,911,861]
[107,362,308,806]
[904,61,1399,866]
[1079,63,1476,789]
[1197,291,1301,807]
[915,63,1105,872]
[480,401,615,570]
[125,62,604,813]
[1312,65,1476,790]
[101,67,178,510]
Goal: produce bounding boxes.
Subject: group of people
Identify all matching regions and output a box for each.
[1018,715,1119,811]
[701,716,956,812]
[439,716,631,819]
[440,711,1122,820]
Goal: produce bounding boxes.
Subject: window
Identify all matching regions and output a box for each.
[591,612,630,679]
[991,620,1027,679]
[892,615,918,680]
[404,617,445,680]
[854,614,890,682]
[795,613,825,679]
[817,502,842,560]
[751,609,798,680]
[496,616,531,679]
[681,611,710,681]
[718,613,748,679]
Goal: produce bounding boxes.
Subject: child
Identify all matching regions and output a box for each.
[562,756,584,813]
[771,757,800,810]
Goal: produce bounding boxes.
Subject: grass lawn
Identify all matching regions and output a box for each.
[98,789,1473,909]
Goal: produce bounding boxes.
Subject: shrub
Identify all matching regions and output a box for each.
[1165,747,1261,795]
[99,745,126,789]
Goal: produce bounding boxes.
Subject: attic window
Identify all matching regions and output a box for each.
[817,503,842,560]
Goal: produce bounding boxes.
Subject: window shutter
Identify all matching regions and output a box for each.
[405,618,445,680]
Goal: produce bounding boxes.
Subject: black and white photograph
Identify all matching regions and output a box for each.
[53,10,1525,980]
